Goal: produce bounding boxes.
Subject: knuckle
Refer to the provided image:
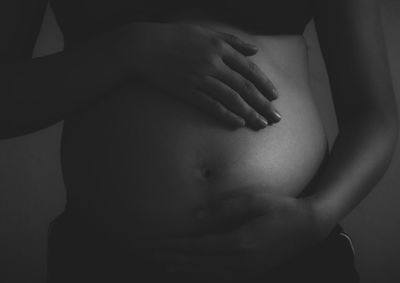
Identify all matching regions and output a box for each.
[247,60,257,74]
[202,54,221,74]
[209,54,222,68]
[209,99,225,113]
[256,97,270,109]
[242,79,255,93]
[217,106,231,119]
[244,109,259,122]
[223,32,237,42]
[210,36,226,52]
[227,90,241,101]
[216,105,233,120]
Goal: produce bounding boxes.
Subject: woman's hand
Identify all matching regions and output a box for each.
[147,194,330,281]
[114,22,281,130]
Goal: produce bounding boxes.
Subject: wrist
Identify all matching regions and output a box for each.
[304,195,338,240]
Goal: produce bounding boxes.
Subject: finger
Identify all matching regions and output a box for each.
[154,233,240,256]
[185,89,246,129]
[215,64,281,126]
[197,75,268,130]
[223,48,279,101]
[217,31,258,56]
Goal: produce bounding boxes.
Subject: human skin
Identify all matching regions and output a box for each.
[147,0,399,279]
[58,0,398,277]
[0,3,279,139]
[0,0,398,282]
[59,28,327,282]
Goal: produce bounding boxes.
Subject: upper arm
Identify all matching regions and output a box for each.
[0,0,48,62]
[313,0,397,127]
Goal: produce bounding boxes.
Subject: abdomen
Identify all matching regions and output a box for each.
[60,25,327,246]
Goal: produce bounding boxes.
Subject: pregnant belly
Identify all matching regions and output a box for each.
[60,26,327,245]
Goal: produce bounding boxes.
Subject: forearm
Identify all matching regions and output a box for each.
[306,115,398,231]
[308,0,399,233]
[0,31,129,139]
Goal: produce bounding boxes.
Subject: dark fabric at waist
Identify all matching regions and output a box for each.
[47,219,357,283]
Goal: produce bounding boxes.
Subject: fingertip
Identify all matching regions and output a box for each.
[272,110,282,123]
[243,45,258,56]
[272,88,279,100]
[227,116,246,130]
[246,43,258,51]
[259,116,269,128]
[236,117,246,127]
[268,107,282,125]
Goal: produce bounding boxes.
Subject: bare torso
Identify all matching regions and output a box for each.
[60,22,327,247]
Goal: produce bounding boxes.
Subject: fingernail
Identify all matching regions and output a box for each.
[271,109,281,124]
[247,44,258,52]
[272,88,279,100]
[259,116,269,127]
